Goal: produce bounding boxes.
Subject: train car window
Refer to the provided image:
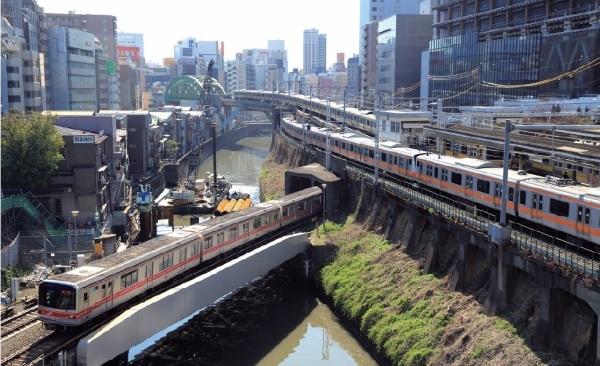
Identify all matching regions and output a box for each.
[399,158,404,168]
[434,167,439,178]
[408,159,413,166]
[549,199,569,217]
[368,149,374,159]
[508,188,514,201]
[283,207,289,217]
[466,176,473,189]
[229,226,239,238]
[102,284,106,298]
[476,179,490,194]
[451,172,462,185]
[218,232,224,244]
[494,183,501,197]
[461,145,468,154]
[577,166,584,172]
[253,218,261,229]
[120,269,139,289]
[264,215,271,225]
[204,237,213,250]
[382,153,387,162]
[84,292,88,302]
[180,247,187,262]
[426,165,433,176]
[519,191,527,205]
[38,285,77,310]
[585,208,590,224]
[274,211,279,220]
[442,169,448,181]
[298,202,306,211]
[342,142,346,149]
[419,162,424,174]
[243,222,250,234]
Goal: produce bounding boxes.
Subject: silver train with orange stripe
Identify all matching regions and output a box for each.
[38,187,323,330]
[282,117,600,246]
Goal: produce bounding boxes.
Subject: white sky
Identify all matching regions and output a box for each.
[40,0,361,70]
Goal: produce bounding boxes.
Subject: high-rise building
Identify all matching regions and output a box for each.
[1,0,47,112]
[346,55,360,97]
[428,0,599,107]
[46,12,121,109]
[360,22,378,99]
[377,14,432,98]
[303,29,327,75]
[47,27,97,110]
[117,32,144,59]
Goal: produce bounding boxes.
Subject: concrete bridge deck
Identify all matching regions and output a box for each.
[77,233,309,366]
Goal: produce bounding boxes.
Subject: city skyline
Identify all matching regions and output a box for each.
[40,0,361,70]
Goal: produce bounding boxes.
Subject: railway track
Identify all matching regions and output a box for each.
[1,332,74,366]
[1,307,40,338]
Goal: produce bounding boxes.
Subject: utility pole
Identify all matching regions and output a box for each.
[326,98,331,171]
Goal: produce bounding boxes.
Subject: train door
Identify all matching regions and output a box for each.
[576,205,591,239]
[82,290,89,316]
[146,263,154,289]
[465,175,474,200]
[532,193,543,221]
[217,232,225,256]
[179,247,187,272]
[493,183,502,208]
[104,280,114,309]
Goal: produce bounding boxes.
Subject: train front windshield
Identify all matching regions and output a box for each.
[39,282,77,311]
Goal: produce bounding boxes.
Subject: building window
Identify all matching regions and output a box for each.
[7,81,20,88]
[8,95,21,103]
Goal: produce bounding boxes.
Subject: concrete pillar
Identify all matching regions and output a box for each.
[534,287,552,348]
[423,224,443,274]
[449,240,466,291]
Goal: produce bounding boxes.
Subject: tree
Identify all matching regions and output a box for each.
[1,111,64,191]
[165,140,181,160]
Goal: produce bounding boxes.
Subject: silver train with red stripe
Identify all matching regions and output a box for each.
[282,117,600,246]
[38,187,323,329]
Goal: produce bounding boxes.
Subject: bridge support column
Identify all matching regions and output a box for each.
[423,223,444,274]
[533,287,552,348]
[449,240,466,291]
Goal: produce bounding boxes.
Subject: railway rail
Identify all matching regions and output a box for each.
[1,306,40,338]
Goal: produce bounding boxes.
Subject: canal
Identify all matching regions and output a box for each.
[128,132,377,365]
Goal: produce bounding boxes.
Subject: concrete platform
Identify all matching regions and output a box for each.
[77,233,309,366]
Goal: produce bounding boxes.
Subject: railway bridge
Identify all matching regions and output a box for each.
[77,233,310,365]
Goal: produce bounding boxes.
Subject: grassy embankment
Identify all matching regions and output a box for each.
[259,132,571,365]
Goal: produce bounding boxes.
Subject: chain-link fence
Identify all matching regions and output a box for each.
[17,229,97,268]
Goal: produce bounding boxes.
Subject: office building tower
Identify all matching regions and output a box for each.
[1,0,47,112]
[47,27,97,110]
[377,14,433,98]
[303,29,326,75]
[46,12,121,109]
[346,55,360,97]
[428,0,599,107]
[117,32,144,59]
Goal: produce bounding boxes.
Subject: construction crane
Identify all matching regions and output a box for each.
[187,59,215,182]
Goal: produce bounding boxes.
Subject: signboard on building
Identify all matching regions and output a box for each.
[73,135,94,144]
[117,46,141,62]
[106,60,116,75]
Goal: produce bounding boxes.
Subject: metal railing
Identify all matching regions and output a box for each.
[510,221,600,277]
